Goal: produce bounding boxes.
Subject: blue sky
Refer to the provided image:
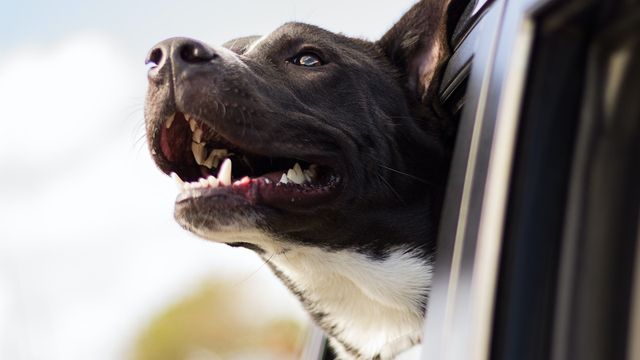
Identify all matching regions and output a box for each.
[1,0,414,60]
[0,1,415,359]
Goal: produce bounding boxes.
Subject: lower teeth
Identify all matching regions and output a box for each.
[171,159,318,192]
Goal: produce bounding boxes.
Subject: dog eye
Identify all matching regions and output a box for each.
[292,53,323,67]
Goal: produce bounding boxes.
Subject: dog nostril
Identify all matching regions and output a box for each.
[179,43,217,63]
[146,48,164,68]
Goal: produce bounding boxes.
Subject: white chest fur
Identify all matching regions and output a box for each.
[269,246,432,359]
[194,222,432,359]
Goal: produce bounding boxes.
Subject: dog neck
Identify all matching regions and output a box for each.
[267,244,432,359]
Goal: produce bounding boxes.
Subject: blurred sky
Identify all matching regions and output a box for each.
[0,1,416,359]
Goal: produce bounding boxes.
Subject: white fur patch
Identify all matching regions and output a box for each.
[270,246,431,359]
[194,220,431,359]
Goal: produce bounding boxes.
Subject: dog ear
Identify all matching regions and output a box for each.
[378,0,451,104]
[223,35,262,55]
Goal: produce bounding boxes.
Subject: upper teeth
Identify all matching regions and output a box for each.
[165,113,320,192]
[202,149,231,169]
[189,119,198,132]
[191,142,206,165]
[193,128,203,143]
[165,113,233,170]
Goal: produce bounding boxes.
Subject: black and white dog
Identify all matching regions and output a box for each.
[144,0,454,358]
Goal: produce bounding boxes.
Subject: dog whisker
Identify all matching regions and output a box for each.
[232,251,277,288]
[377,163,431,185]
[132,131,149,153]
[377,172,406,205]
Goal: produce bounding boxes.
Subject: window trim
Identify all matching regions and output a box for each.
[422,0,541,359]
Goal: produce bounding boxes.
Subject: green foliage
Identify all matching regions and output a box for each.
[132,280,304,360]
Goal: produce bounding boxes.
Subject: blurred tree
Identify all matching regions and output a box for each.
[132,280,304,360]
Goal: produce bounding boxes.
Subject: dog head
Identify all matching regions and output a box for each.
[144,4,450,257]
[145,0,453,357]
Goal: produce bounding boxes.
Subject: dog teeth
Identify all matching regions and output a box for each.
[192,142,206,165]
[207,175,219,187]
[202,149,231,169]
[188,116,207,165]
[183,116,235,171]
[173,160,320,193]
[173,173,221,192]
[303,170,312,182]
[287,163,306,184]
[217,158,232,185]
[280,163,317,185]
[193,128,203,143]
[165,113,176,129]
[202,151,217,169]
[170,172,184,189]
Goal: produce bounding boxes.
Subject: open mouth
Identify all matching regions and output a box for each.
[153,112,341,208]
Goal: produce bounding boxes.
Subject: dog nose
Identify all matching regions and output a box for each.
[145,37,217,83]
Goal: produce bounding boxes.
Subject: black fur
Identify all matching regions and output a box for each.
[144,0,453,357]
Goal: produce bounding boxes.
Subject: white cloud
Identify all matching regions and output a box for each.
[0,33,136,168]
[0,33,306,360]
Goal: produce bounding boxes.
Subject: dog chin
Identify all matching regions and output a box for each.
[174,200,267,244]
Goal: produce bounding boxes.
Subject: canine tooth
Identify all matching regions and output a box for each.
[293,163,304,177]
[207,175,219,187]
[189,119,198,132]
[217,158,232,185]
[279,173,289,184]
[193,128,203,143]
[165,113,176,129]
[169,172,184,185]
[192,142,206,165]
[170,172,184,187]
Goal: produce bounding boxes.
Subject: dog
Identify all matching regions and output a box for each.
[144,0,454,358]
